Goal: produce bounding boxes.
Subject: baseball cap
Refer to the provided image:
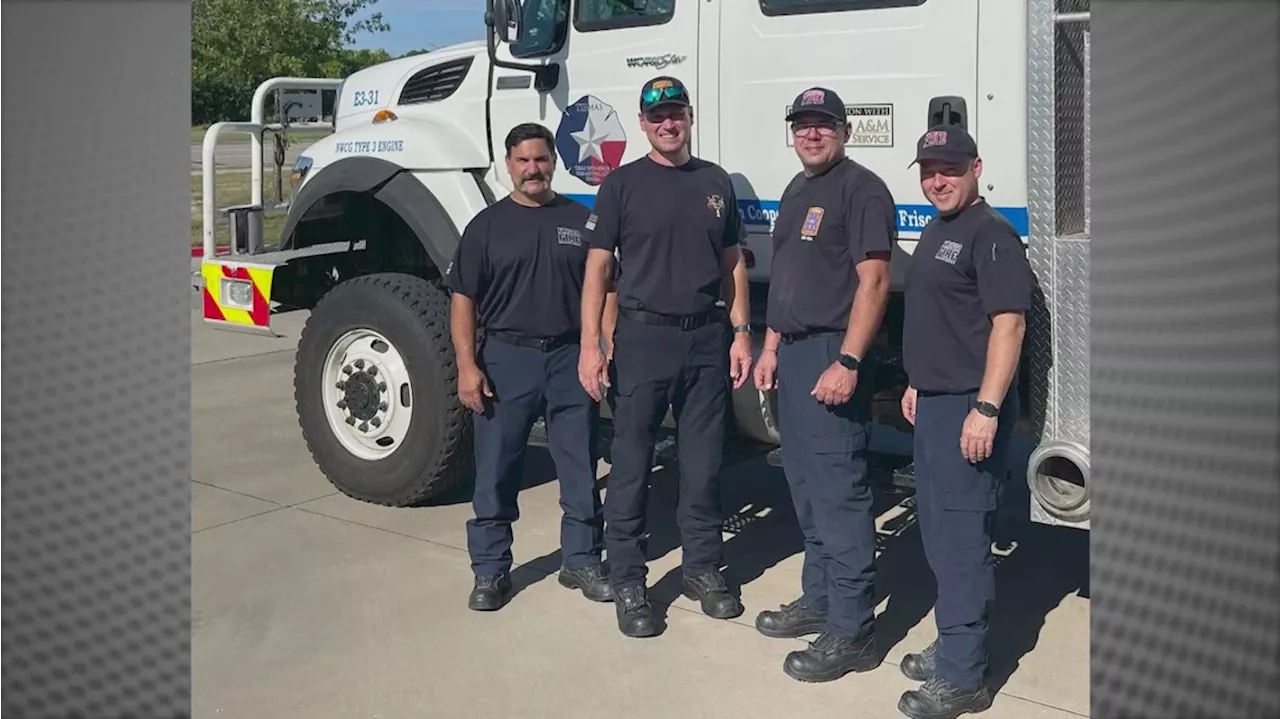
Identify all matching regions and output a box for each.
[640,76,691,113]
[786,87,847,123]
[910,124,979,166]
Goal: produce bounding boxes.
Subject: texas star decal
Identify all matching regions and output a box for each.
[555,95,628,187]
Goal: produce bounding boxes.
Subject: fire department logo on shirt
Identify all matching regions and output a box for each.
[706,194,725,218]
[801,206,825,240]
[557,227,583,247]
[935,239,963,264]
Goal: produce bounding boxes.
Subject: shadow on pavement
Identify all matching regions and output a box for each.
[592,442,1088,695]
[439,427,1088,696]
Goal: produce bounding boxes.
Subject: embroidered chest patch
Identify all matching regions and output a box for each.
[800,206,825,240]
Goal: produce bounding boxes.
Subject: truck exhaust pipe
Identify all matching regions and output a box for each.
[1027,440,1090,523]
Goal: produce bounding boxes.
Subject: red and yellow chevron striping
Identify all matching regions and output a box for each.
[201,261,276,329]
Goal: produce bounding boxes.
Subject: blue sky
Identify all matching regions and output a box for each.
[350,0,487,57]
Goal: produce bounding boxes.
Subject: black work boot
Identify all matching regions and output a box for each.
[900,639,938,681]
[467,573,512,611]
[897,676,994,719]
[755,597,827,639]
[681,569,743,620]
[782,632,881,683]
[558,564,613,603]
[614,585,660,638]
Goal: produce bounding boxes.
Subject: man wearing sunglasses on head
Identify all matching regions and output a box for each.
[751,86,894,683]
[578,75,753,639]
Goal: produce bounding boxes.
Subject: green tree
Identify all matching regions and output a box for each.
[192,0,392,124]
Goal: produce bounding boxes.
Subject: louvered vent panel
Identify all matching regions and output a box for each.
[398,57,474,105]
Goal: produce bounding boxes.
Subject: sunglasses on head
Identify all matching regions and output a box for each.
[643,84,686,105]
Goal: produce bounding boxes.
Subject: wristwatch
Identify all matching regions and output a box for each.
[837,353,860,371]
[975,400,1000,418]
[732,323,751,334]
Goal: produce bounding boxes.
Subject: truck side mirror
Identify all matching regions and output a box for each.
[927,95,968,131]
[487,0,525,44]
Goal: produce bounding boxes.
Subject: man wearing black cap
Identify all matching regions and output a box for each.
[578,75,754,639]
[895,124,1033,719]
[750,86,894,682]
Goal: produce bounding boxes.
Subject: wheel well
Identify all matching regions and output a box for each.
[271,191,444,310]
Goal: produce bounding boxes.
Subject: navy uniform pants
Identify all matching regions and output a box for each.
[913,389,1019,689]
[466,333,604,577]
[605,309,731,589]
[776,332,878,640]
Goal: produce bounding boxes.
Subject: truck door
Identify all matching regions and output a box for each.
[717,0,981,283]
[485,0,702,209]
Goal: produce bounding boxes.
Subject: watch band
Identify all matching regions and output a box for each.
[837,353,860,371]
[732,323,751,334]
[975,400,999,417]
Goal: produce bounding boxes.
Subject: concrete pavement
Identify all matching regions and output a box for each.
[190,299,1091,718]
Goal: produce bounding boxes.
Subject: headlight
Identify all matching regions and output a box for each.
[221,278,254,309]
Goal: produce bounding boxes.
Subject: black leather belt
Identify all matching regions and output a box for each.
[779,329,843,344]
[619,307,723,331]
[485,329,578,351]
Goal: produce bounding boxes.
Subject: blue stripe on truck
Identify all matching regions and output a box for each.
[562,193,1030,238]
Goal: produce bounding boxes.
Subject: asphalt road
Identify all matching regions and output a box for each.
[191,138,314,174]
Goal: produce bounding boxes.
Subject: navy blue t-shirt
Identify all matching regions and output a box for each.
[903,199,1034,394]
[766,157,897,335]
[444,194,592,338]
[583,155,745,316]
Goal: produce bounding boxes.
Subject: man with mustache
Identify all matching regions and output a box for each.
[445,122,612,612]
[578,76,754,638]
[750,87,894,683]
[895,124,1033,719]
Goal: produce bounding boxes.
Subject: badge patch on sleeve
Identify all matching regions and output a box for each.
[800,206,825,240]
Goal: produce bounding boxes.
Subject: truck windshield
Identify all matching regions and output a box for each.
[511,0,570,58]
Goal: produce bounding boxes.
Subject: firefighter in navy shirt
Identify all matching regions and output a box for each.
[751,87,894,682]
[445,123,612,612]
[896,124,1034,719]
[578,76,754,638]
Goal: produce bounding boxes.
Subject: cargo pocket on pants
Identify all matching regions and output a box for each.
[941,489,998,552]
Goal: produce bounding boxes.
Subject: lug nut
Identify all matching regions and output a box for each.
[337,400,347,410]
[378,402,388,411]
[367,366,378,376]
[377,382,387,392]
[343,365,353,375]
[336,381,346,390]
[358,421,369,432]
[370,417,382,428]
[345,416,356,426]
[355,359,366,369]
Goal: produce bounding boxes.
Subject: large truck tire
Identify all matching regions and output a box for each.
[294,272,471,506]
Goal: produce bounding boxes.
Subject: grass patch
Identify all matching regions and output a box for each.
[191,169,291,248]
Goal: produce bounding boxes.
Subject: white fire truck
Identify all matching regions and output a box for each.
[196,0,1091,530]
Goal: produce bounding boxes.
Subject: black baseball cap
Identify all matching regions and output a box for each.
[910,124,979,166]
[639,76,691,113]
[786,87,846,123]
